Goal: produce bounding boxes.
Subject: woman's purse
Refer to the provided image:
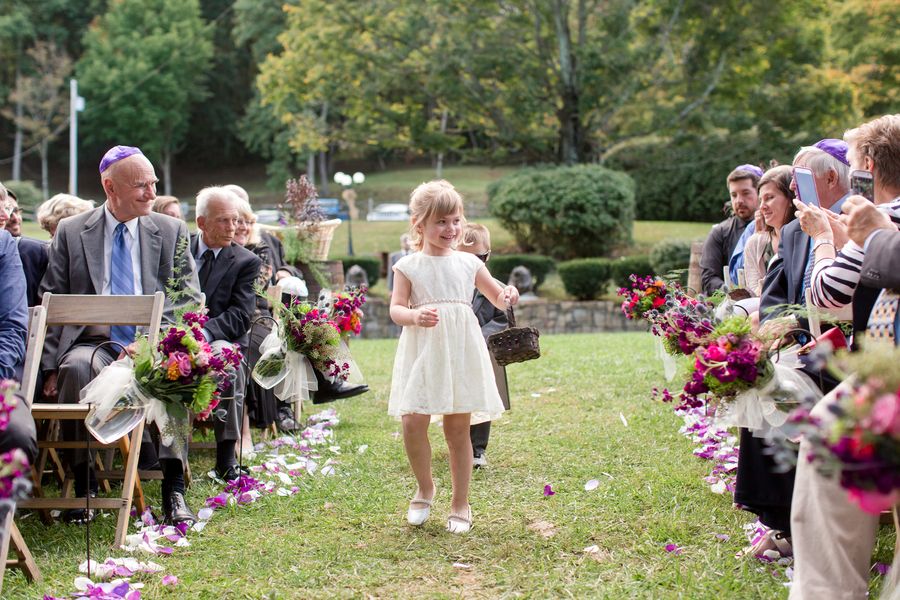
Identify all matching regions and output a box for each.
[487,307,541,366]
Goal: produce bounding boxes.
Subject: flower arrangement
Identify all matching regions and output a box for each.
[330,286,367,338]
[254,300,350,382]
[133,312,242,421]
[678,316,773,409]
[648,294,717,356]
[0,380,30,504]
[618,275,675,322]
[793,347,900,514]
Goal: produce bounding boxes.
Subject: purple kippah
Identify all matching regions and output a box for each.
[99,145,143,173]
[735,163,764,178]
[813,139,849,166]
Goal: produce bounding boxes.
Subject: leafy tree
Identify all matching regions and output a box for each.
[76,0,213,195]
[2,41,72,199]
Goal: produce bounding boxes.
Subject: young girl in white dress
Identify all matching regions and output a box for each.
[389,180,519,534]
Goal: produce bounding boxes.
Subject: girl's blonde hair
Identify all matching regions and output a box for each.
[462,223,491,251]
[407,180,466,251]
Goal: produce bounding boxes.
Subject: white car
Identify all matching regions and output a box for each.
[366,203,410,221]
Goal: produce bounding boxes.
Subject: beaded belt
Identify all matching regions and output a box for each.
[411,299,470,308]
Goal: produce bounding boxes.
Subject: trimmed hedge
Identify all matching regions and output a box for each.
[603,130,803,222]
[333,255,381,286]
[650,239,694,284]
[487,254,555,290]
[558,258,613,301]
[488,164,635,260]
[609,255,654,289]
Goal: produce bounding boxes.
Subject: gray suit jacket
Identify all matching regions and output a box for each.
[860,229,900,289]
[39,205,201,373]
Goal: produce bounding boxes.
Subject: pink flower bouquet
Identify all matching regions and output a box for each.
[330,287,367,338]
[618,275,674,322]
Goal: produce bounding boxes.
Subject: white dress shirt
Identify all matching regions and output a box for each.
[101,205,142,295]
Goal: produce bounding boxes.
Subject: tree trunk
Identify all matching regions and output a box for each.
[307,154,316,185]
[12,45,23,181]
[161,148,173,196]
[40,140,49,200]
[435,107,449,178]
[552,0,582,165]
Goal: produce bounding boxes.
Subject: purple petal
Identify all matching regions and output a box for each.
[162,575,178,586]
[543,484,555,496]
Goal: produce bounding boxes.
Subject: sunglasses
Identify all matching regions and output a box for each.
[476,252,490,263]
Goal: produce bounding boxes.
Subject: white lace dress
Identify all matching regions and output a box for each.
[388,251,505,424]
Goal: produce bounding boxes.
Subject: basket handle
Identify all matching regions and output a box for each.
[505,306,516,329]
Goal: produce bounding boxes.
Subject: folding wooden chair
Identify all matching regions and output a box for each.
[18,292,165,548]
[0,508,42,594]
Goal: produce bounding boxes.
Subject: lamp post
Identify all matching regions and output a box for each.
[334,171,365,256]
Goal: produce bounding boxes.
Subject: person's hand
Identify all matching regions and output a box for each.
[823,211,849,250]
[793,199,831,241]
[43,371,58,400]
[503,285,519,306]
[118,342,139,360]
[753,209,766,234]
[841,195,893,246]
[415,307,439,327]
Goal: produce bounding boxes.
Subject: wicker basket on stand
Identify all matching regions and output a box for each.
[296,218,342,261]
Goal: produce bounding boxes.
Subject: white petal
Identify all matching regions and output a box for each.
[584,479,600,491]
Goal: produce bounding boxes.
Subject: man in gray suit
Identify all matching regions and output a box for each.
[40,146,201,525]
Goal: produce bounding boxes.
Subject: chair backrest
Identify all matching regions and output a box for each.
[21,292,166,404]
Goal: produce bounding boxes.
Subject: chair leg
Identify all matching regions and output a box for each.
[0,509,42,595]
[94,452,113,495]
[115,420,146,547]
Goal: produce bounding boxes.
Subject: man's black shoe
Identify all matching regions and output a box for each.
[313,382,369,404]
[62,494,97,524]
[276,405,299,433]
[212,464,249,482]
[163,491,197,527]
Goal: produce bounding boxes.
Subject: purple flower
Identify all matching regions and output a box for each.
[664,543,684,555]
[543,484,555,496]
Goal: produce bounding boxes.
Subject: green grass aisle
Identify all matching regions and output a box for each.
[9,333,803,598]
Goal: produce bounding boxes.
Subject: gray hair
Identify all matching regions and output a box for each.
[223,184,250,202]
[792,146,850,188]
[37,194,95,233]
[195,186,240,218]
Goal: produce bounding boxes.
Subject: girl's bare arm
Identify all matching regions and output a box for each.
[390,270,439,327]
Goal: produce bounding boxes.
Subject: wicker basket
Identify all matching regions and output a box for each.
[487,307,541,366]
[296,218,342,261]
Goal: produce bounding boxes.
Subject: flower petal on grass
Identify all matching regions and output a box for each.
[619,413,628,427]
[162,575,178,586]
[584,479,600,491]
[714,533,730,542]
[543,484,555,496]
[664,543,684,555]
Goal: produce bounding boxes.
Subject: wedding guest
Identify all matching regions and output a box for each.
[224,184,299,283]
[458,224,512,469]
[1,190,49,308]
[789,200,899,600]
[36,194,95,237]
[152,195,184,220]
[800,115,900,345]
[742,165,797,297]
[39,146,201,525]
[389,180,517,534]
[700,165,761,294]
[191,187,261,481]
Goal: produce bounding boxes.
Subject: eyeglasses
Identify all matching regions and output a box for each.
[476,252,490,263]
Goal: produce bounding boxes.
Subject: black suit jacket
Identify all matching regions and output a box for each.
[17,236,49,307]
[759,220,810,324]
[191,236,261,348]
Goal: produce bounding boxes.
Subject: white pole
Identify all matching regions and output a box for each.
[69,79,78,195]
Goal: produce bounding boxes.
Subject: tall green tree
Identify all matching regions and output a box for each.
[77,0,213,195]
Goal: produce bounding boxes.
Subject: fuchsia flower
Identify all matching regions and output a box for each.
[866,394,900,436]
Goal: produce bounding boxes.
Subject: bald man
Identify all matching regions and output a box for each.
[39,146,201,525]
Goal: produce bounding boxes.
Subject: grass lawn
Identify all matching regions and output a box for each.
[7,332,893,598]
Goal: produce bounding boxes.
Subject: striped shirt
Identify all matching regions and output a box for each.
[810,197,900,309]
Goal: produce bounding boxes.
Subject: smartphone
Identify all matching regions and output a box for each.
[850,169,875,202]
[793,167,819,207]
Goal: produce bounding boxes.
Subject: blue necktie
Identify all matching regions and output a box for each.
[110,223,136,347]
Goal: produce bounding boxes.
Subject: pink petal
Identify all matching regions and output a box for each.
[161,575,178,586]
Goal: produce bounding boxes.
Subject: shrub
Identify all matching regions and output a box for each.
[4,180,42,215]
[334,255,381,286]
[650,239,694,284]
[603,130,802,222]
[609,255,654,288]
[487,254,555,290]
[558,258,613,300]
[487,164,635,260]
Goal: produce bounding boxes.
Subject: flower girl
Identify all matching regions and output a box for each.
[389,180,518,533]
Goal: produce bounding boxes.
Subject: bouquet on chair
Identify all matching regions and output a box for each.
[329,286,367,339]
[0,380,31,508]
[252,299,351,408]
[789,346,900,514]
[80,311,242,453]
[618,275,677,323]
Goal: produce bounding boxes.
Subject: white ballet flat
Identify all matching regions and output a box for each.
[407,497,433,526]
[446,505,472,534]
